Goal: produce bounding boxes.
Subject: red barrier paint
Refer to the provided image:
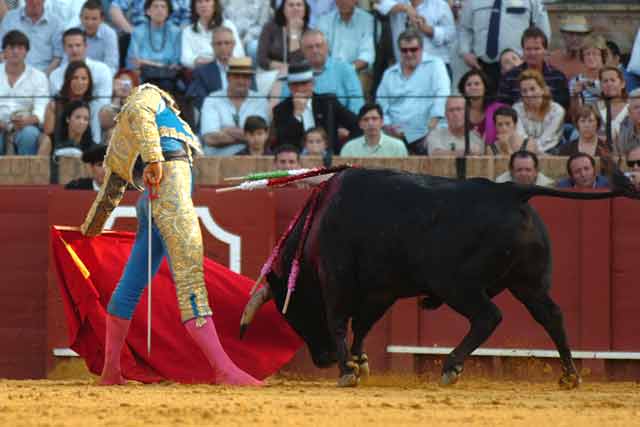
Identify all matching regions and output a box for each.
[0,186,638,379]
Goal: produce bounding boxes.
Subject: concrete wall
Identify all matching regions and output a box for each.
[547,2,640,52]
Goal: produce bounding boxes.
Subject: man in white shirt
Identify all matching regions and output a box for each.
[496,150,554,187]
[49,27,113,143]
[376,0,455,71]
[46,0,85,28]
[0,29,50,155]
[200,57,269,156]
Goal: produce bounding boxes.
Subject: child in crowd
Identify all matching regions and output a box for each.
[499,48,523,76]
[493,106,526,155]
[236,115,270,155]
[302,127,328,156]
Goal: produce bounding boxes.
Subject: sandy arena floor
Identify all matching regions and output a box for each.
[0,365,638,427]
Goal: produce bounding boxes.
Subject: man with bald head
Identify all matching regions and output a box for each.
[187,26,237,112]
[282,29,364,115]
[426,96,483,155]
[496,150,554,186]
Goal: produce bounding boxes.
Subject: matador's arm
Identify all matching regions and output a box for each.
[80,170,129,236]
[81,86,166,236]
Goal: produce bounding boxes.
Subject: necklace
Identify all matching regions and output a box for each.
[578,138,598,155]
[148,21,168,53]
[523,108,543,140]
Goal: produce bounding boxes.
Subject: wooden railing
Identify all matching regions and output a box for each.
[0,155,600,186]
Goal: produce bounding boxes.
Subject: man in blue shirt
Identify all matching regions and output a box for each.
[79,0,119,75]
[282,29,364,115]
[556,153,609,189]
[375,28,450,154]
[0,0,64,74]
[316,0,375,75]
[110,0,190,31]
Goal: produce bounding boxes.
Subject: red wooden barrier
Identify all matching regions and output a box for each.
[1,187,49,379]
[0,186,638,379]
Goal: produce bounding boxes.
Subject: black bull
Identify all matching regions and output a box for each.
[241,168,633,388]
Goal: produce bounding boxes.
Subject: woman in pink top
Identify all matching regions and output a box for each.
[457,69,506,153]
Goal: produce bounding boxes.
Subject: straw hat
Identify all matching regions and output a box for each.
[227,57,255,75]
[559,15,592,34]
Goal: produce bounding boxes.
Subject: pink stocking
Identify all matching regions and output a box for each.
[99,314,131,385]
[184,316,263,386]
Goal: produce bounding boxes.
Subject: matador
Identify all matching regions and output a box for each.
[81,83,261,386]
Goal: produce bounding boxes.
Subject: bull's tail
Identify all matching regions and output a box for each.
[516,184,626,202]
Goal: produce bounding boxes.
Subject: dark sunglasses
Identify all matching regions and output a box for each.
[400,46,420,54]
[627,160,640,168]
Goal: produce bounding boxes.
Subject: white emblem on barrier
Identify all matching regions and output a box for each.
[104,206,242,273]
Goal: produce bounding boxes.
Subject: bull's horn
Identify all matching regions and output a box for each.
[239,285,272,339]
[249,273,265,296]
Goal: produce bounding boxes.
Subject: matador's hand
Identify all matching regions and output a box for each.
[143,161,163,193]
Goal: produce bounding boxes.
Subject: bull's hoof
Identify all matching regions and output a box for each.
[558,373,581,390]
[440,366,463,386]
[337,373,359,387]
[358,361,370,380]
[352,354,370,380]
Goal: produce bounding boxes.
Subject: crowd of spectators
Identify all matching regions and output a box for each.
[1,0,640,190]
